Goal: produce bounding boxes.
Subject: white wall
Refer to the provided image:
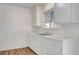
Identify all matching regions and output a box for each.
[2,5,32,33]
[0,6,4,49]
[0,4,32,51]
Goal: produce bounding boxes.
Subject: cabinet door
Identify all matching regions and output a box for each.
[30,35,42,54]
[42,39,62,55]
[72,3,79,23]
[47,40,62,55]
[41,39,49,55]
[54,3,72,23]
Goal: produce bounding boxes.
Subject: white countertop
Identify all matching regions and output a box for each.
[32,33,79,41]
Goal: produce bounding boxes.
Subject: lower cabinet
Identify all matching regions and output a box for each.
[30,34,42,55]
[30,34,63,55]
[41,39,62,55]
[63,39,79,55]
[29,34,79,55]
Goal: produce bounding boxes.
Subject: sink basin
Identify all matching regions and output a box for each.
[40,33,52,35]
[36,32,53,36]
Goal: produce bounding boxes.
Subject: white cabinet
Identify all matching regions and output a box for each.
[54,3,72,23]
[63,39,79,55]
[30,34,42,54]
[29,34,79,55]
[54,3,79,23]
[42,38,62,55]
[30,34,63,55]
[72,3,79,23]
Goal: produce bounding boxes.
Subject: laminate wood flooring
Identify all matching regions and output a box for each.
[0,47,37,55]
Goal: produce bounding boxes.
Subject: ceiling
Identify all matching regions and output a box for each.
[2,3,47,8]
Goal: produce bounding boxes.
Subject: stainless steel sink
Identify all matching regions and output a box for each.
[36,33,53,36]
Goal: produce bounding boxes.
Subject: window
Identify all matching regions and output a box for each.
[44,11,54,28]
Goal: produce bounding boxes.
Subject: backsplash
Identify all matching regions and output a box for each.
[32,23,79,38]
[32,24,64,35]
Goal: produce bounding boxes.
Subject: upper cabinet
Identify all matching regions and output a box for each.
[54,3,72,23]
[72,3,79,23]
[54,3,79,24]
[32,3,79,26]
